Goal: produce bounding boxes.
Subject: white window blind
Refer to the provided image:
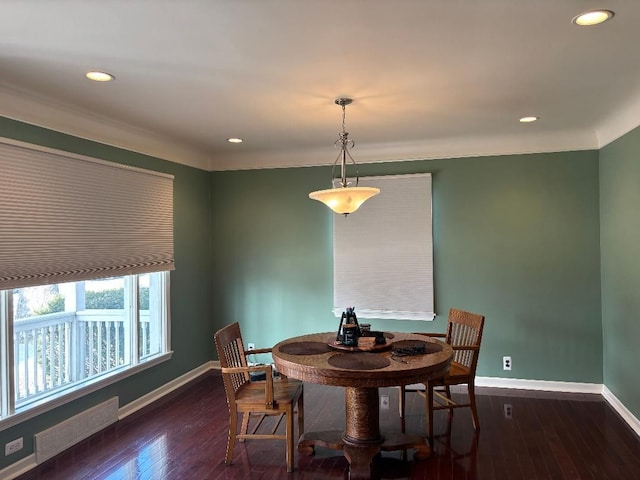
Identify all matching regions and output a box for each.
[0,138,174,289]
[333,173,434,321]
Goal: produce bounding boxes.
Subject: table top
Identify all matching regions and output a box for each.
[272,331,453,388]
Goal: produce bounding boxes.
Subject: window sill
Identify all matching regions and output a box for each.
[0,351,173,432]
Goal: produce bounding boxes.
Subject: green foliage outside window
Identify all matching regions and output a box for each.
[86,288,124,309]
[29,287,150,315]
[34,294,65,315]
[85,287,149,310]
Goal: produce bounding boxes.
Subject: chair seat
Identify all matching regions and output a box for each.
[432,362,471,385]
[404,362,472,392]
[235,379,303,410]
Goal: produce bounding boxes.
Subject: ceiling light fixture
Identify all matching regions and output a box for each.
[519,116,539,123]
[227,137,243,143]
[85,71,115,82]
[572,10,614,26]
[309,98,380,215]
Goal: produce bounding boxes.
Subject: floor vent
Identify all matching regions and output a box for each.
[35,396,119,463]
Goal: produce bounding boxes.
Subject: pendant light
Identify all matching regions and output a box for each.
[309,98,380,215]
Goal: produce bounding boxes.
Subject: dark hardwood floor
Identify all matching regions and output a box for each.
[16,372,640,479]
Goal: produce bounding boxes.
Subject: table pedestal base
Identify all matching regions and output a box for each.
[298,387,430,479]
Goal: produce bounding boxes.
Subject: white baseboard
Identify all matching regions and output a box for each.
[602,385,640,437]
[476,376,603,394]
[118,361,217,420]
[476,377,639,438]
[1,453,37,480]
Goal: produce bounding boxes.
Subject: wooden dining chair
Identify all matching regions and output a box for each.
[398,308,485,445]
[214,322,304,472]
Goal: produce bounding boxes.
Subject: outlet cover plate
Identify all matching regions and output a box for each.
[5,437,23,455]
[503,356,512,370]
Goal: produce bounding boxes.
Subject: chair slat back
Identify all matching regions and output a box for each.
[214,322,251,397]
[446,308,485,372]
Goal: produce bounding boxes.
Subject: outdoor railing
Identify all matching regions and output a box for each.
[14,310,151,404]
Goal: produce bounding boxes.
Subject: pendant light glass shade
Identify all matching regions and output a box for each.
[309,98,380,214]
[309,186,380,214]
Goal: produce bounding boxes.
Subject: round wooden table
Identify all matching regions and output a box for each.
[272,331,453,479]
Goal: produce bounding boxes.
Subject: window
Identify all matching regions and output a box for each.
[3,272,168,415]
[333,174,434,320]
[0,138,174,427]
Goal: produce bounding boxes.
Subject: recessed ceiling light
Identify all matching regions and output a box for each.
[86,71,115,82]
[227,138,243,143]
[572,10,614,26]
[519,116,539,123]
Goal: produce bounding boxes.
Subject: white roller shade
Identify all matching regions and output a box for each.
[333,173,434,321]
[0,138,174,289]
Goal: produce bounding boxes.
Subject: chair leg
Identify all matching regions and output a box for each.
[225,411,237,465]
[286,405,294,472]
[468,381,480,431]
[399,386,406,433]
[444,385,453,418]
[239,412,250,443]
[427,382,434,447]
[297,390,304,439]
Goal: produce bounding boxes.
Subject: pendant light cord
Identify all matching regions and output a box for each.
[333,99,357,188]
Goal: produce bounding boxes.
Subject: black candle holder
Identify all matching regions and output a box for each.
[335,307,360,346]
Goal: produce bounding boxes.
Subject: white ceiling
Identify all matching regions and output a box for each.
[2,1,640,172]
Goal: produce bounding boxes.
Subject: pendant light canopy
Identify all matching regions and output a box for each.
[309,98,380,215]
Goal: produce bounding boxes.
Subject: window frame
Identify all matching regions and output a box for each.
[0,272,172,432]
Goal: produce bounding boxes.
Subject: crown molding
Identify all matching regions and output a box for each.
[210,129,599,171]
[0,84,211,171]
[595,89,640,148]
[5,82,640,172]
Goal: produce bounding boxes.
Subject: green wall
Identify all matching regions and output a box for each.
[600,126,640,421]
[0,117,212,469]
[211,150,603,382]
[2,111,629,472]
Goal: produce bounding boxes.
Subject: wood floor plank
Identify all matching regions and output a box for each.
[15,373,640,479]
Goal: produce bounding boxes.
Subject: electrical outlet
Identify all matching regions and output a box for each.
[380,395,389,410]
[5,437,23,456]
[247,343,255,351]
[504,404,513,419]
[503,356,512,371]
